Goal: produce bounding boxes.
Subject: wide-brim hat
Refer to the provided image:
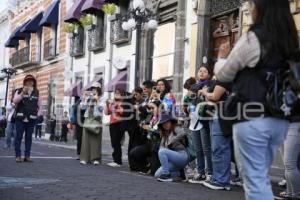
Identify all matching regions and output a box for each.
[158,113,177,126]
[91,82,102,89]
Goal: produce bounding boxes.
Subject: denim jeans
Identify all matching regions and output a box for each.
[154,148,188,178]
[233,117,289,200]
[210,118,232,187]
[5,122,15,148]
[192,121,212,175]
[15,119,36,158]
[284,122,300,199]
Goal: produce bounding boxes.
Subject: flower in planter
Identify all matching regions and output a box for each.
[63,23,76,33]
[79,14,94,27]
[102,3,117,15]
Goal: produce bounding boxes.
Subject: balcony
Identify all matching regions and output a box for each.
[110,15,131,45]
[44,39,56,61]
[70,27,85,57]
[88,25,105,52]
[9,47,40,68]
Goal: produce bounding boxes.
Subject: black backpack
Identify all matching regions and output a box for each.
[224,28,300,121]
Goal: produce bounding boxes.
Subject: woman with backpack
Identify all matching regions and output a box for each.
[154,114,188,182]
[214,0,299,199]
[13,75,42,163]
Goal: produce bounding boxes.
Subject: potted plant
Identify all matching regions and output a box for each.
[80,14,94,30]
[101,3,117,15]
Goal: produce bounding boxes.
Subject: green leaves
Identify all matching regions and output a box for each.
[101,3,117,15]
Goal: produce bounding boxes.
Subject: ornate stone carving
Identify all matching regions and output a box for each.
[211,0,246,17]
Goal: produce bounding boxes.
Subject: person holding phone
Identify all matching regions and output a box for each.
[13,75,42,163]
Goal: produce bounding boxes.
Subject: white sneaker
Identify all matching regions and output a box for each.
[93,161,100,165]
[80,161,87,165]
[278,179,286,187]
[107,162,121,167]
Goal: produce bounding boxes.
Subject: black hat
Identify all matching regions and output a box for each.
[158,113,177,126]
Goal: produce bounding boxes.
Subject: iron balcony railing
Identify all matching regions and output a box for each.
[44,39,56,60]
[70,28,85,57]
[9,46,39,68]
[110,15,131,45]
[88,24,105,51]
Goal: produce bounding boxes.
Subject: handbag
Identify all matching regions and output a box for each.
[83,117,102,135]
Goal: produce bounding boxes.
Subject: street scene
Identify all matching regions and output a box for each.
[0,0,300,200]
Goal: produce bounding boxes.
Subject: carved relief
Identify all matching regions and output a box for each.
[211,0,246,16]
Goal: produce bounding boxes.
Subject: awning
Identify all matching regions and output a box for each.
[81,0,105,14]
[5,37,19,48]
[105,71,127,92]
[81,76,102,93]
[64,0,85,23]
[39,0,60,27]
[21,12,44,33]
[64,81,82,97]
[10,21,31,40]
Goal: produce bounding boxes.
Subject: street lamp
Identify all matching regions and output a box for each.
[121,0,158,87]
[1,67,17,106]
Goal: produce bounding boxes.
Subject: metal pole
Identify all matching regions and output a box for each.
[4,74,10,107]
[135,23,142,87]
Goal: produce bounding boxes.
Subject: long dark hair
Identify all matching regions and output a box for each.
[249,0,299,57]
[156,79,171,100]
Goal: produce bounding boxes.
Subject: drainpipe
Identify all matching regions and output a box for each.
[196,0,211,70]
[173,0,187,101]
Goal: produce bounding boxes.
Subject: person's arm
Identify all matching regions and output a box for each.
[202,85,226,102]
[104,101,112,115]
[214,31,261,82]
[13,90,23,104]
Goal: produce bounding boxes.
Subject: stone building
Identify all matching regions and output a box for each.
[5,0,68,121]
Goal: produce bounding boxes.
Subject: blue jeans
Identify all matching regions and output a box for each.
[155,148,188,178]
[233,118,288,200]
[15,120,36,158]
[192,121,212,175]
[210,118,232,187]
[284,122,300,199]
[5,122,15,148]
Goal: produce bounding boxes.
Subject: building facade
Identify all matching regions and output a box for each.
[5,0,68,120]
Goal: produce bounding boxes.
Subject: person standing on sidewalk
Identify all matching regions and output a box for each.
[214,0,299,199]
[60,111,69,142]
[4,91,16,149]
[105,89,125,167]
[49,114,56,141]
[80,82,103,165]
[13,74,42,163]
[35,115,43,140]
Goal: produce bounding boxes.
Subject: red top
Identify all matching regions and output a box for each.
[104,101,123,124]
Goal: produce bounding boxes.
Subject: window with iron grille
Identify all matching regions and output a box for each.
[88,12,106,52]
[70,25,85,57]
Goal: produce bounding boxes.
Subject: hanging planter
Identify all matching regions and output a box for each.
[101,3,117,15]
[63,23,76,33]
[79,14,94,27]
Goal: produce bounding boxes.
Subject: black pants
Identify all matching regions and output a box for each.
[109,122,125,165]
[35,125,42,138]
[61,128,68,142]
[129,142,151,172]
[76,125,83,155]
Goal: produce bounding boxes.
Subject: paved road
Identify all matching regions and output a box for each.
[0,137,286,200]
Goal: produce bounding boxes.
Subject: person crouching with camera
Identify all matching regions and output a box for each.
[80,82,103,165]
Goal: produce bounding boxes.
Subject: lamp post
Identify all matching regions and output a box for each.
[121,0,158,87]
[1,68,17,106]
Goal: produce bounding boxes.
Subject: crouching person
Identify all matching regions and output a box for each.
[155,113,189,182]
[80,82,103,165]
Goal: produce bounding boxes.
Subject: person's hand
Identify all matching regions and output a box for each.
[23,86,29,94]
[202,87,209,96]
[198,89,203,96]
[142,124,150,130]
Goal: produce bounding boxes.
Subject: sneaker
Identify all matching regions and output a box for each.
[230,177,243,187]
[23,157,33,163]
[80,161,87,165]
[203,180,231,191]
[107,162,122,167]
[93,160,100,165]
[278,179,287,187]
[16,157,22,163]
[157,174,173,182]
[189,174,206,184]
[76,156,80,160]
